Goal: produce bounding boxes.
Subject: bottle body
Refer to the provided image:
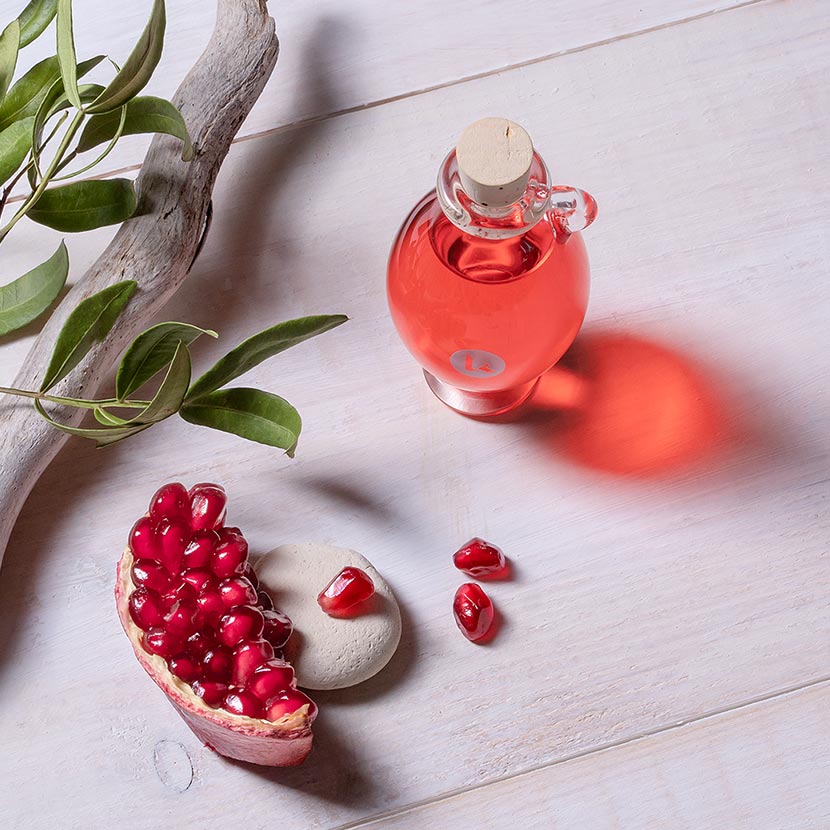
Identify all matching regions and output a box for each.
[387,193,590,409]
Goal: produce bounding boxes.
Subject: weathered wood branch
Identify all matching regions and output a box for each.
[0,0,279,569]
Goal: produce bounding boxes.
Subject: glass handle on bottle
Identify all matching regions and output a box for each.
[548,186,597,242]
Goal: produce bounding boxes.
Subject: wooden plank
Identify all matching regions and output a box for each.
[1,0,828,827]
[352,683,830,829]
[0,0,752,178]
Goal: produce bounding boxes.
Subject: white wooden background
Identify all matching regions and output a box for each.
[1,1,828,828]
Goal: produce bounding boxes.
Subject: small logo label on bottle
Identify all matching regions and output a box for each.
[450,349,506,378]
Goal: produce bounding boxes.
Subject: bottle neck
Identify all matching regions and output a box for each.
[436,149,553,240]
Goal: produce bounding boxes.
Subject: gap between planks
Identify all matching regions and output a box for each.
[2,0,772,207]
[333,673,830,830]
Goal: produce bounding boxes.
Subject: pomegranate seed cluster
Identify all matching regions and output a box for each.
[127,482,316,724]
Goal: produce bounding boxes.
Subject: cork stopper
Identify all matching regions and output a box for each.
[456,117,534,207]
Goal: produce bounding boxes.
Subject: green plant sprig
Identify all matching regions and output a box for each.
[0,280,347,453]
[0,0,193,338]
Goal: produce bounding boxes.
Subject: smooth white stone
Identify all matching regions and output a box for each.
[254,543,402,691]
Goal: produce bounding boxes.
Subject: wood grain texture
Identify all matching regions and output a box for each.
[0,0,754,181]
[0,0,278,570]
[354,683,830,829]
[0,0,828,828]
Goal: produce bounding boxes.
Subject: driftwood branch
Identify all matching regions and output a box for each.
[0,0,279,569]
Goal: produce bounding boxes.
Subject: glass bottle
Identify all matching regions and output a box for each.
[387,118,597,416]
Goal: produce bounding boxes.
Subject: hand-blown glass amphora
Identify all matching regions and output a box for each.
[387,118,597,416]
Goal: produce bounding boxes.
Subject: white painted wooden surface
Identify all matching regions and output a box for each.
[1,0,829,828]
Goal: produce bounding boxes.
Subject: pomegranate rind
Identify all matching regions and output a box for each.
[116,547,313,766]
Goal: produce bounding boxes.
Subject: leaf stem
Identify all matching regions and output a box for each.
[0,108,86,243]
[0,385,150,409]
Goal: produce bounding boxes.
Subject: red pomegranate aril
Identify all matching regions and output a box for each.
[189,483,227,531]
[161,580,198,607]
[164,601,199,637]
[183,530,220,569]
[317,566,375,616]
[217,606,264,648]
[156,518,189,574]
[168,653,202,683]
[202,646,233,682]
[222,689,264,718]
[195,589,225,628]
[262,610,293,649]
[219,576,258,609]
[453,538,507,577]
[453,583,495,642]
[128,587,165,630]
[143,627,185,659]
[248,661,295,702]
[243,563,259,589]
[186,631,215,659]
[129,516,160,559]
[265,689,317,723]
[212,528,248,579]
[257,590,274,611]
[192,680,228,707]
[231,639,275,686]
[149,482,190,525]
[182,568,217,593]
[131,559,174,593]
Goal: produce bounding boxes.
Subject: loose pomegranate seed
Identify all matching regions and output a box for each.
[149,482,190,525]
[129,516,159,559]
[257,590,274,611]
[262,610,293,649]
[317,566,375,616]
[201,647,233,682]
[192,680,228,707]
[219,577,258,609]
[143,627,184,659]
[217,606,264,647]
[182,530,220,570]
[163,601,199,638]
[248,661,295,702]
[222,689,264,718]
[168,653,201,682]
[453,583,495,643]
[242,563,259,589]
[265,689,317,723]
[189,483,227,531]
[186,631,215,659]
[212,528,249,579]
[131,559,174,593]
[128,587,165,630]
[453,538,507,577]
[195,589,225,628]
[231,639,275,686]
[161,580,198,607]
[156,519,189,574]
[181,569,217,593]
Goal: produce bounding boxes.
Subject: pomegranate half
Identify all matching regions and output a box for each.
[115,482,316,766]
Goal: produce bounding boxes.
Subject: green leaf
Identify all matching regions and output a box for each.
[28,177,137,232]
[0,54,58,131]
[187,315,348,400]
[18,0,58,48]
[34,399,150,446]
[87,0,165,114]
[0,241,67,336]
[129,339,190,424]
[180,387,302,454]
[0,19,20,103]
[40,279,136,391]
[77,95,193,160]
[116,321,216,400]
[55,0,81,110]
[0,115,34,185]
